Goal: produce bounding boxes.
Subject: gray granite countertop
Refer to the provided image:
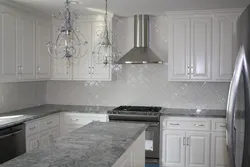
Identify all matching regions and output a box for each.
[161,108,226,118]
[0,122,147,167]
[0,104,115,129]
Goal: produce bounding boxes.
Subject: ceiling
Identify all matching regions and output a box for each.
[10,0,250,17]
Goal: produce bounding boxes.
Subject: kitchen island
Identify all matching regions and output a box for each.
[0,122,147,167]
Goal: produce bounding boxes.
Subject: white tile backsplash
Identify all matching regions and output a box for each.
[46,65,229,110]
[0,82,46,113]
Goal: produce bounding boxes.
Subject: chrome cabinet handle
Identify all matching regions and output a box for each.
[187,67,190,75]
[92,67,94,74]
[191,66,194,74]
[220,125,226,128]
[37,66,40,74]
[17,66,21,75]
[29,126,36,130]
[194,124,205,127]
[71,118,78,121]
[170,123,180,126]
[66,67,69,74]
[88,67,91,74]
[47,121,52,125]
[187,137,190,146]
[183,137,186,145]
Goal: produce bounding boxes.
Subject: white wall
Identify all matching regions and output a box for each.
[0,82,46,113]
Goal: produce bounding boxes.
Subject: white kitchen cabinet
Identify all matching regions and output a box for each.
[36,20,51,80]
[167,10,241,82]
[73,21,92,80]
[168,15,212,81]
[213,14,239,81]
[91,21,112,81]
[26,134,39,152]
[162,130,186,167]
[39,130,51,148]
[211,133,228,167]
[18,14,36,80]
[190,17,212,80]
[168,17,191,80]
[50,127,60,142]
[51,23,72,80]
[51,17,113,81]
[186,132,210,167]
[0,6,19,82]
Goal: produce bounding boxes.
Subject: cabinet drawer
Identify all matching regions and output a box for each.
[26,121,39,136]
[212,119,226,132]
[62,113,107,126]
[39,115,59,132]
[162,118,211,131]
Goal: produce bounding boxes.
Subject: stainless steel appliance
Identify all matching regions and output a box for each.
[108,106,162,164]
[226,5,250,167]
[0,124,25,164]
[116,15,163,64]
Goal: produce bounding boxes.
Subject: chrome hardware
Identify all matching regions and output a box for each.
[47,121,52,125]
[71,118,78,121]
[220,125,226,128]
[191,66,194,74]
[29,126,36,130]
[88,67,91,74]
[37,66,41,74]
[187,67,190,74]
[170,123,180,126]
[183,137,186,145]
[66,67,69,74]
[187,137,190,146]
[92,67,94,74]
[194,124,204,127]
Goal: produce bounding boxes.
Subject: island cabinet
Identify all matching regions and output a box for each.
[25,114,60,152]
[112,131,145,167]
[167,9,242,82]
[160,117,227,167]
[59,112,109,136]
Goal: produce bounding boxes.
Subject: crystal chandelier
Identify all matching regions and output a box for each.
[92,0,120,65]
[47,0,88,61]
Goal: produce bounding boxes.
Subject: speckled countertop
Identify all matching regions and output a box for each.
[0,104,115,129]
[0,122,147,167]
[161,108,226,118]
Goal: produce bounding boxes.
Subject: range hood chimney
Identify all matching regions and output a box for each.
[116,15,163,64]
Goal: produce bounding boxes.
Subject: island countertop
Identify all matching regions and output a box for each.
[0,122,147,167]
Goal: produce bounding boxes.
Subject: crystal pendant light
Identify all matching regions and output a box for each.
[92,0,120,66]
[47,0,88,61]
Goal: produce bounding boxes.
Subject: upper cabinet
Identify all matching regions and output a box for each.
[168,10,242,82]
[213,14,238,81]
[0,6,19,82]
[0,4,51,83]
[19,14,36,80]
[36,20,51,80]
[51,17,113,81]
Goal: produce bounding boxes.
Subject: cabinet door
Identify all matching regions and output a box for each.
[26,134,39,152]
[0,6,18,82]
[39,130,50,148]
[211,133,228,167]
[190,17,212,80]
[50,126,60,142]
[186,132,210,167]
[91,22,112,81]
[36,20,51,80]
[51,24,72,80]
[19,15,36,80]
[168,17,191,81]
[162,130,186,167]
[73,21,92,80]
[213,15,238,81]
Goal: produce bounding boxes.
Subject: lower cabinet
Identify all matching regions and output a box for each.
[211,133,228,167]
[161,117,227,167]
[25,114,60,152]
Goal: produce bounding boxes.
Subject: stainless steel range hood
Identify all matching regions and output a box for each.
[116,15,163,64]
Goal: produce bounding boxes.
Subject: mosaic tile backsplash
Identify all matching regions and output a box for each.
[46,16,230,110]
